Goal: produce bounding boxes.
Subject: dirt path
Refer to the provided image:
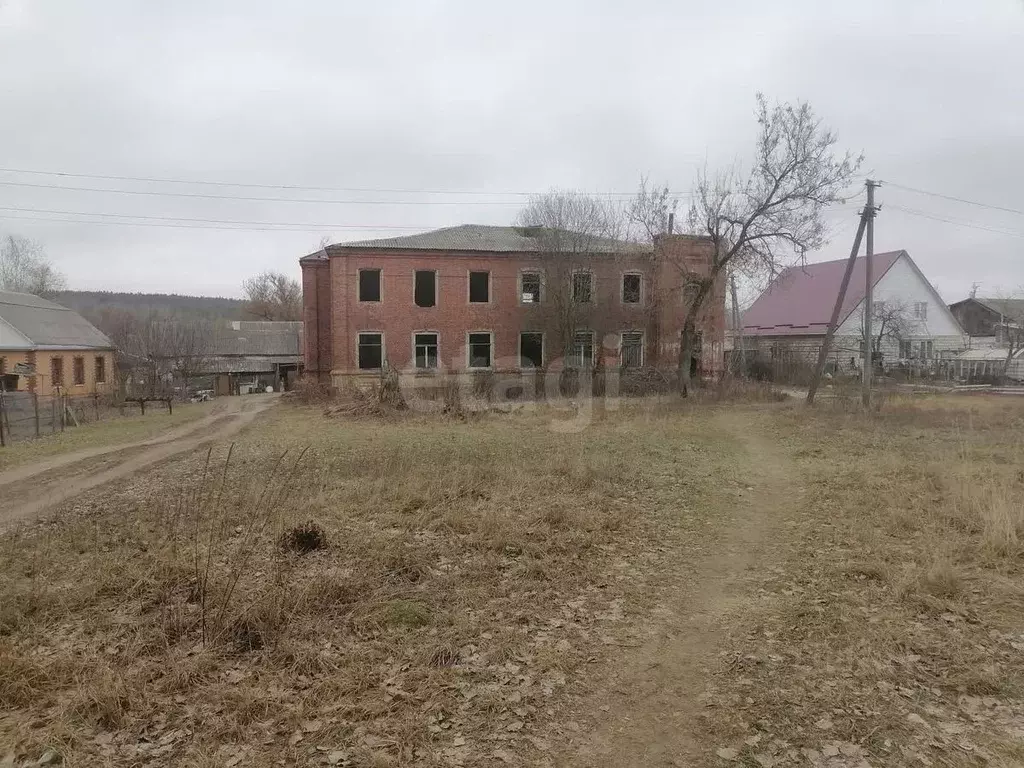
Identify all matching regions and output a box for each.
[0,395,278,530]
[562,409,796,767]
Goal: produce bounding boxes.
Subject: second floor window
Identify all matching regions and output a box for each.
[622,273,641,303]
[521,272,541,303]
[469,271,490,303]
[572,272,593,303]
[414,270,436,307]
[414,333,438,369]
[359,269,381,302]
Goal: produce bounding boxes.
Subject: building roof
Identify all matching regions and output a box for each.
[211,321,302,358]
[310,224,649,257]
[201,355,301,374]
[741,252,905,336]
[0,290,113,350]
[970,297,1024,320]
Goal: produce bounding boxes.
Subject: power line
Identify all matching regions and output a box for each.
[0,167,686,199]
[0,212,421,234]
[889,205,1024,239]
[884,181,1024,217]
[0,205,427,230]
[0,179,622,205]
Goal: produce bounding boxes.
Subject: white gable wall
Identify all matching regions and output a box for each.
[835,253,966,359]
[0,316,32,349]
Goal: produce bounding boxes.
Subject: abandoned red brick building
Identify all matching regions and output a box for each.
[300,225,724,386]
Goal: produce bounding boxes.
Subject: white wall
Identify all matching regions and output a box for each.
[836,253,966,359]
[0,317,32,349]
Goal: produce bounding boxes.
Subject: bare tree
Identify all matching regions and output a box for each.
[626,176,677,242]
[165,318,214,393]
[677,94,862,393]
[856,299,913,363]
[0,234,67,294]
[515,191,631,366]
[991,292,1024,371]
[242,271,302,321]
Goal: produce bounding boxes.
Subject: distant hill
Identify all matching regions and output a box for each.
[50,291,249,322]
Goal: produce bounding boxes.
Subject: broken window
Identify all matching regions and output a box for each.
[359,269,381,302]
[414,270,436,307]
[521,272,541,304]
[468,332,492,368]
[572,272,593,303]
[73,356,85,386]
[414,333,439,369]
[95,355,107,383]
[357,333,383,369]
[620,332,643,367]
[622,273,641,303]
[519,332,543,368]
[572,331,594,368]
[469,271,490,303]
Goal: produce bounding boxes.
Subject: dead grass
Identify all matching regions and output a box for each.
[0,401,735,766]
[0,400,215,472]
[700,395,1024,767]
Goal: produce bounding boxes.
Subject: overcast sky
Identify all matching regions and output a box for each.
[0,0,1021,300]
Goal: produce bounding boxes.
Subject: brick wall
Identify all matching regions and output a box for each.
[302,237,725,382]
[34,350,115,394]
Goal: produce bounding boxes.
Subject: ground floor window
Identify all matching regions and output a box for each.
[73,356,85,386]
[357,333,383,370]
[571,331,594,368]
[899,340,912,359]
[51,356,64,387]
[468,332,492,368]
[519,332,543,368]
[620,331,644,367]
[414,333,438,369]
[95,355,107,383]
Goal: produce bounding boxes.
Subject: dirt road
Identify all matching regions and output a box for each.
[561,410,796,767]
[0,394,278,530]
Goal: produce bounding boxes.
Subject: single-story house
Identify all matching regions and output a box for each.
[740,250,966,373]
[203,320,302,395]
[0,290,115,394]
[948,297,1024,381]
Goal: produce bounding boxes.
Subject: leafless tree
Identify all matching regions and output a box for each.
[626,176,677,242]
[991,291,1024,370]
[515,191,631,365]
[242,271,302,321]
[856,299,913,361]
[0,234,67,294]
[677,94,863,394]
[165,318,214,393]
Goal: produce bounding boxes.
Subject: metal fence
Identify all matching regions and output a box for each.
[0,391,168,446]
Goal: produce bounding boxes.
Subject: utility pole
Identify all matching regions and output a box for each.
[730,272,744,374]
[862,180,880,407]
[806,210,869,405]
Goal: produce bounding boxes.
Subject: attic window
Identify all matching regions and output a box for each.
[914,302,927,320]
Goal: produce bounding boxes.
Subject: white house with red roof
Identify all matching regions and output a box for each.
[740,250,966,370]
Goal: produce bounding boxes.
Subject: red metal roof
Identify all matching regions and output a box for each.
[742,251,904,336]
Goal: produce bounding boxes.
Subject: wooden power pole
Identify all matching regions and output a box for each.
[806,206,870,406]
[862,180,879,407]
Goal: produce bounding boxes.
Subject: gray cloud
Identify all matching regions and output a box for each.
[0,0,1021,299]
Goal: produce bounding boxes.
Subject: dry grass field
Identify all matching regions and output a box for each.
[1,391,1023,767]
